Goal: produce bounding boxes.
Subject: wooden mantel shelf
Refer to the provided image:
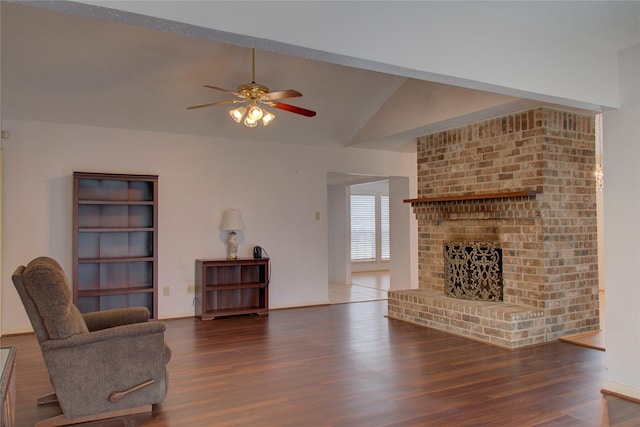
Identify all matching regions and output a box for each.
[404,190,540,204]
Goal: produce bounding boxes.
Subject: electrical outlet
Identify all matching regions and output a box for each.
[187,285,196,294]
[163,286,170,297]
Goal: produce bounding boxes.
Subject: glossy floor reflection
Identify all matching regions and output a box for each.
[329,271,389,304]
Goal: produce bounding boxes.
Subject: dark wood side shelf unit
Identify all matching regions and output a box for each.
[195,258,270,320]
[72,172,158,318]
[404,190,540,205]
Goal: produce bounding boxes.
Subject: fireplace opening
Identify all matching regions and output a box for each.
[444,241,503,301]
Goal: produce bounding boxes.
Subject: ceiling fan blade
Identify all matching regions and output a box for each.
[187,99,242,110]
[263,89,303,100]
[268,101,317,117]
[203,85,243,98]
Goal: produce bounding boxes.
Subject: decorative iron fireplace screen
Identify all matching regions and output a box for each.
[444,241,503,301]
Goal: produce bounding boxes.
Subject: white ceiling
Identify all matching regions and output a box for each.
[2,1,639,153]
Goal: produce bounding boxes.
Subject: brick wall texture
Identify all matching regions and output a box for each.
[399,107,599,344]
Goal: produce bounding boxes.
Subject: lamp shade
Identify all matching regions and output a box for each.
[220,209,245,231]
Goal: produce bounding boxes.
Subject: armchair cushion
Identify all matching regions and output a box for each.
[22,257,89,340]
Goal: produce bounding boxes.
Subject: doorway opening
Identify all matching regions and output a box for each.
[327,173,414,304]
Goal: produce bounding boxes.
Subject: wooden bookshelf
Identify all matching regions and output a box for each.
[72,172,158,318]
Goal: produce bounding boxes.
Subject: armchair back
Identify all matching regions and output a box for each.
[13,257,88,341]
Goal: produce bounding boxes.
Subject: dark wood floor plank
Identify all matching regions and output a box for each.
[2,300,639,426]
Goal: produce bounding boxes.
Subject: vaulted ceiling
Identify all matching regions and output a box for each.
[2,1,639,152]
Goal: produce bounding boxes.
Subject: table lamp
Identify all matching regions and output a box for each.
[220,209,245,259]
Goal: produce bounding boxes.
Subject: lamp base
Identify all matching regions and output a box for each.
[226,231,239,260]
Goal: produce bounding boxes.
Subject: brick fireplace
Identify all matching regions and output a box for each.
[388,107,600,349]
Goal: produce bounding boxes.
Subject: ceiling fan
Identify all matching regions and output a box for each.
[187,48,316,127]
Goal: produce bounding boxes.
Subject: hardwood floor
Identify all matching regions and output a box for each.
[350,271,390,291]
[329,271,389,304]
[3,300,640,427]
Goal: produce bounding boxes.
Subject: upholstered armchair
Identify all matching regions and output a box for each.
[12,256,170,427]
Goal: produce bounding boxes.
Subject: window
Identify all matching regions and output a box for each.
[351,195,376,260]
[350,194,390,261]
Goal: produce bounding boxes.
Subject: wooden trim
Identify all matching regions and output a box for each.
[601,388,640,404]
[73,171,158,181]
[404,190,540,204]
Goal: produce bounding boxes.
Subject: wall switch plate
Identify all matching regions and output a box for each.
[187,285,196,294]
[163,286,170,296]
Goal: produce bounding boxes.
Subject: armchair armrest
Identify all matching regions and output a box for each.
[41,321,165,351]
[82,307,150,331]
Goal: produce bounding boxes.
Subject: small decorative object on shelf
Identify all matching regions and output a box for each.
[195,258,269,320]
[220,209,245,259]
[72,172,158,318]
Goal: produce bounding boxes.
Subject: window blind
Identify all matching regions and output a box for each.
[351,195,376,260]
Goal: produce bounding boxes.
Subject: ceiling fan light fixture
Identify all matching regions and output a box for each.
[247,105,264,121]
[229,106,247,123]
[262,111,275,126]
[243,116,258,128]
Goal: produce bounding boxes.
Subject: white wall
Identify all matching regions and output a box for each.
[389,176,416,291]
[327,183,350,285]
[1,119,416,334]
[602,44,640,399]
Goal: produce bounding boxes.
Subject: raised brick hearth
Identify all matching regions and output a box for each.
[388,107,600,349]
